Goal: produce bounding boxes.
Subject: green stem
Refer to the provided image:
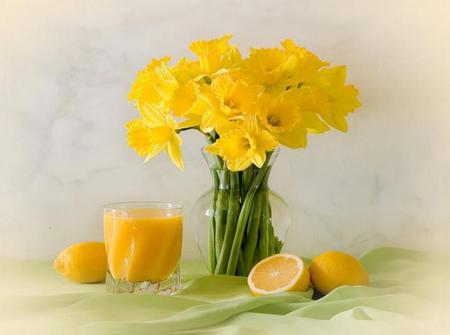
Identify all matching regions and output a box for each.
[208,168,219,273]
[208,215,216,273]
[205,132,227,273]
[257,166,271,262]
[242,168,254,197]
[214,170,229,261]
[205,133,220,273]
[268,218,275,256]
[215,171,240,274]
[240,169,253,211]
[258,202,269,260]
[237,249,247,276]
[259,190,270,260]
[253,247,260,265]
[226,157,271,275]
[242,190,263,273]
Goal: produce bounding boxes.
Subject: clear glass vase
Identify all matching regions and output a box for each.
[192,148,291,276]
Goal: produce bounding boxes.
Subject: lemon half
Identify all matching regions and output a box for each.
[248,253,310,296]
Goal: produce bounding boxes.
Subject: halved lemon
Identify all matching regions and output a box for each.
[247,253,310,296]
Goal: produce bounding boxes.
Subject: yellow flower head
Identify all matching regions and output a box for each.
[190,35,242,75]
[205,117,278,171]
[244,47,297,90]
[170,81,199,117]
[314,66,361,132]
[275,111,331,149]
[284,85,330,115]
[128,57,179,108]
[212,75,262,116]
[126,104,184,170]
[170,57,202,84]
[281,39,328,83]
[199,75,262,134]
[257,92,329,149]
[258,94,301,133]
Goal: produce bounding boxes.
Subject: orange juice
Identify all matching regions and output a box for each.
[104,206,182,283]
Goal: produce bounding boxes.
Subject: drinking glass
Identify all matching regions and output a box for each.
[103,202,182,294]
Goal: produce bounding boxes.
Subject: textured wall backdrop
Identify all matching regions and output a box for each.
[1,0,450,260]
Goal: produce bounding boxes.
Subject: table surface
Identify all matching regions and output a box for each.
[1,247,449,335]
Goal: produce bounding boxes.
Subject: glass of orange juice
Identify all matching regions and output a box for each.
[103,202,183,294]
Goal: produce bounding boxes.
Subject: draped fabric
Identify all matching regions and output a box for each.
[1,247,449,334]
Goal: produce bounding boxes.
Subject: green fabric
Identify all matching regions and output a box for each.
[1,247,449,334]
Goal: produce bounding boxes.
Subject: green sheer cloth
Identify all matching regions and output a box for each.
[1,247,449,334]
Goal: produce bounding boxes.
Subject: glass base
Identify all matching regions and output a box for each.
[106,265,181,295]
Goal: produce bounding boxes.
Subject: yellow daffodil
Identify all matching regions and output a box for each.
[190,35,242,75]
[283,86,330,134]
[257,93,329,149]
[200,75,262,134]
[244,47,297,91]
[170,81,199,117]
[258,94,301,133]
[126,104,184,170]
[178,90,214,130]
[212,75,262,116]
[276,122,308,149]
[281,39,328,84]
[170,57,202,84]
[276,111,332,149]
[205,118,278,171]
[128,57,179,109]
[314,66,361,132]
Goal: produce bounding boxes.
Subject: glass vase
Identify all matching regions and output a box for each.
[192,148,291,276]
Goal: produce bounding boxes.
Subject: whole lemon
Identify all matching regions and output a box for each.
[54,241,107,284]
[310,250,369,294]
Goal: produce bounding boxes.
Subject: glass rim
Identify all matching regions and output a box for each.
[103,201,182,211]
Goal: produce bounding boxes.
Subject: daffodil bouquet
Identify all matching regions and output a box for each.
[127,35,360,276]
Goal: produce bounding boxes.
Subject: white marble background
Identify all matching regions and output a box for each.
[1,0,450,260]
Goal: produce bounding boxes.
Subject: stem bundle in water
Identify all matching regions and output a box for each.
[207,151,284,276]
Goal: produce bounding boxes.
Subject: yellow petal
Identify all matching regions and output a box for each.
[178,116,201,130]
[167,135,184,171]
[149,126,174,144]
[204,142,222,156]
[244,47,297,90]
[250,148,266,168]
[138,103,167,127]
[321,113,348,132]
[253,124,279,151]
[222,45,243,69]
[301,112,330,134]
[170,57,202,84]
[226,156,252,171]
[171,82,198,117]
[258,94,301,133]
[129,57,179,107]
[189,35,235,74]
[126,119,153,157]
[126,119,170,159]
[201,108,229,133]
[278,126,307,149]
[211,75,234,101]
[144,144,166,162]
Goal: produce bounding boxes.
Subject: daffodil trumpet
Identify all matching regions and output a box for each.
[126,35,361,275]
